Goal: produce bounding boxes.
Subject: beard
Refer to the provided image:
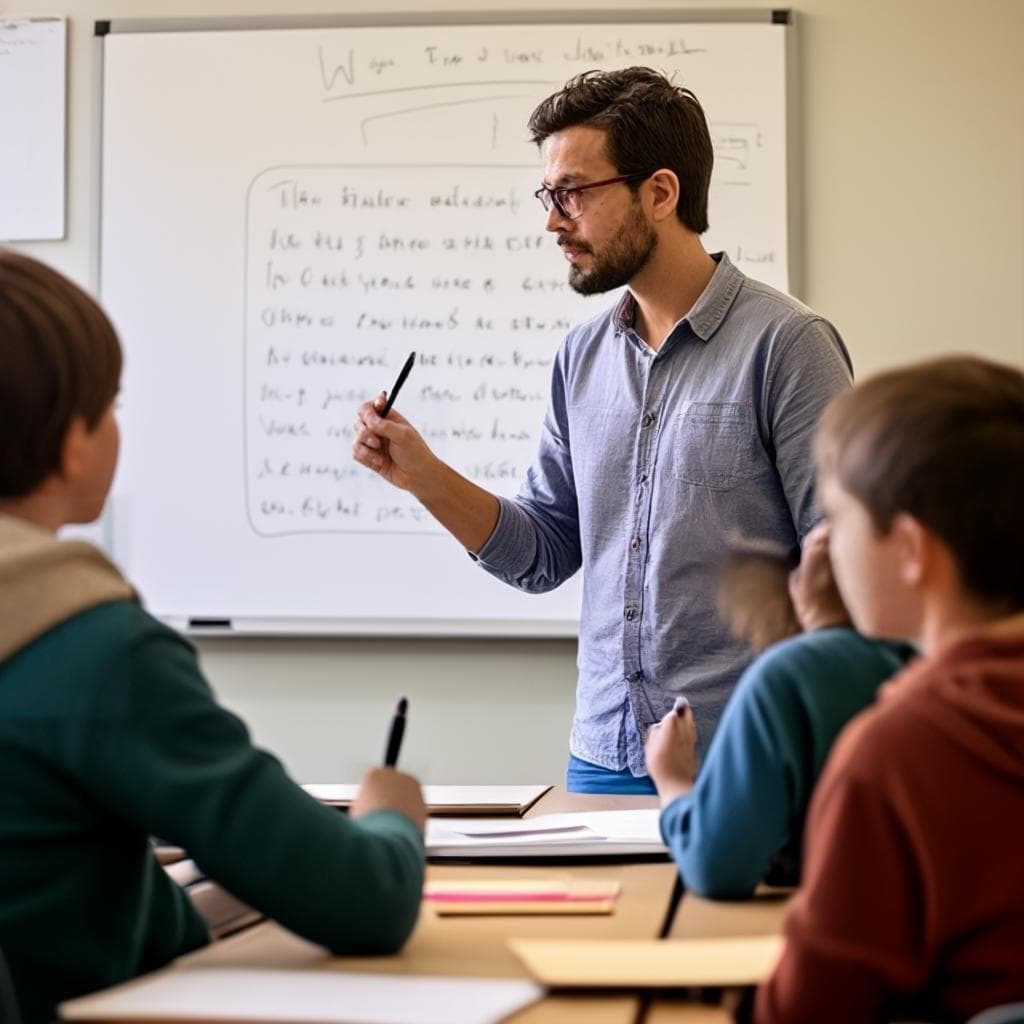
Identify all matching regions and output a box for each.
[562,201,658,296]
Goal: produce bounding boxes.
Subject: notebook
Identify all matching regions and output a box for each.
[424,878,621,915]
[509,935,784,987]
[303,783,551,816]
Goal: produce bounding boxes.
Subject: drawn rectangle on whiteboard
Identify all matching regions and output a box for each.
[98,12,794,635]
[0,17,66,240]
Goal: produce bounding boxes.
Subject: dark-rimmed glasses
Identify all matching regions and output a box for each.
[533,172,654,220]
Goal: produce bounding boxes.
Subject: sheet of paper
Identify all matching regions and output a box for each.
[303,783,551,815]
[425,808,667,857]
[0,17,66,240]
[60,968,544,1024]
[509,936,784,987]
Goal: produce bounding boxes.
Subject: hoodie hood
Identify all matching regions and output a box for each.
[883,613,1024,783]
[0,513,135,662]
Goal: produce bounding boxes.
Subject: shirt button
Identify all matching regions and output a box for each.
[641,412,655,427]
[630,537,641,551]
[638,472,648,484]
[627,671,642,683]
[624,606,638,621]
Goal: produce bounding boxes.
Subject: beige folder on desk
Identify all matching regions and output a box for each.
[303,783,552,815]
[509,935,783,987]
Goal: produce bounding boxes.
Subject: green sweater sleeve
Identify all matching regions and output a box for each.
[76,617,424,955]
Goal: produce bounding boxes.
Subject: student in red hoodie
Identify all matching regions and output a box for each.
[756,355,1024,1024]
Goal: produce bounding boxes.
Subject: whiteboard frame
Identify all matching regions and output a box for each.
[95,8,799,638]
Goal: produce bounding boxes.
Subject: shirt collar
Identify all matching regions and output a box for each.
[612,251,744,345]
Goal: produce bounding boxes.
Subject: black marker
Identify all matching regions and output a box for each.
[383,697,408,767]
[380,351,416,417]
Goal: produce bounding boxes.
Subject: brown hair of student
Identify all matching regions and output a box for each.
[0,249,122,499]
[815,354,1024,609]
[527,67,714,234]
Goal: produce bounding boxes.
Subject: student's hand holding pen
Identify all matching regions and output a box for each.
[350,698,427,831]
[350,767,427,832]
[644,697,699,807]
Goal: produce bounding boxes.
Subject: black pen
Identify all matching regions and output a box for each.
[383,697,408,767]
[380,351,416,417]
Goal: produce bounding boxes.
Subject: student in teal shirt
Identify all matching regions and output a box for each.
[645,524,914,898]
[0,251,427,1023]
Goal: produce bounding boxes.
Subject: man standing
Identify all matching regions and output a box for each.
[353,68,852,792]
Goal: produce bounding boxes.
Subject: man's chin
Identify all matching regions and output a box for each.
[568,268,606,297]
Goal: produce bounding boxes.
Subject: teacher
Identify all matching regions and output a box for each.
[353,67,852,793]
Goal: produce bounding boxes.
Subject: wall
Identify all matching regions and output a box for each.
[9,0,1024,784]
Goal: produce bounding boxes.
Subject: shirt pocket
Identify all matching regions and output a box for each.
[670,401,750,491]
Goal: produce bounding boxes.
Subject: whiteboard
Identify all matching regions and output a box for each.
[0,17,66,240]
[99,11,795,635]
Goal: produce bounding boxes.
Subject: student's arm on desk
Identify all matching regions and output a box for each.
[81,624,425,955]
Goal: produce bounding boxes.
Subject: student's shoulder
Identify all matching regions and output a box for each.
[48,600,200,691]
[758,628,907,685]
[747,628,868,694]
[737,629,905,722]
[61,598,192,649]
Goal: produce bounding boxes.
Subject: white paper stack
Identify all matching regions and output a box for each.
[425,808,668,859]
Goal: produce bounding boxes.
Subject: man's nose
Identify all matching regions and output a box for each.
[545,204,572,233]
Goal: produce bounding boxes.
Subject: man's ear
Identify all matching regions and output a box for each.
[892,512,929,589]
[58,416,91,483]
[646,169,680,223]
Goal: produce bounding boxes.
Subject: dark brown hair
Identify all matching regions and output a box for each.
[815,355,1024,608]
[527,67,713,233]
[0,250,122,498]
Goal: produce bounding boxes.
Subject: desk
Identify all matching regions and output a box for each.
[95,791,754,1024]
[125,792,672,1024]
[174,860,674,1024]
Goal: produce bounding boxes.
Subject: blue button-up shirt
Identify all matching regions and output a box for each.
[476,254,853,775]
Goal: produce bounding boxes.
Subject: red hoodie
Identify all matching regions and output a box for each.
[757,620,1024,1024]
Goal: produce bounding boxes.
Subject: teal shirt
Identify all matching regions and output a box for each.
[659,627,914,898]
[0,601,424,1023]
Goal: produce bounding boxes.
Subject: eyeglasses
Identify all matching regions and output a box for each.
[533,172,654,220]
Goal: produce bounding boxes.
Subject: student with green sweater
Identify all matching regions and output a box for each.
[0,250,427,1024]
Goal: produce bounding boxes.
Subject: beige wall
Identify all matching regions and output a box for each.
[10,0,1024,783]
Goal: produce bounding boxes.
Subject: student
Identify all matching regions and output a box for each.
[0,251,427,1023]
[645,523,914,898]
[755,355,1024,1023]
[353,67,853,793]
